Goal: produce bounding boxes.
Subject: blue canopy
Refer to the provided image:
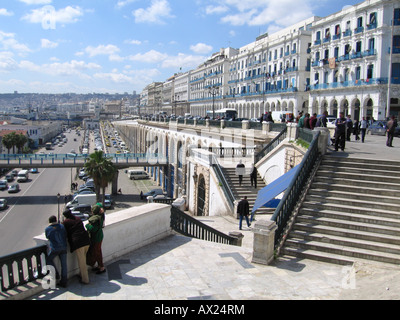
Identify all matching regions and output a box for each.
[252,165,299,213]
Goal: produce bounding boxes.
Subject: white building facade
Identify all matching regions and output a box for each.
[308,0,400,120]
[140,0,400,121]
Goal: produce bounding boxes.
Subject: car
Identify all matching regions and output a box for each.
[5,174,14,182]
[11,170,18,177]
[74,189,96,196]
[0,198,7,210]
[104,194,114,209]
[70,204,92,215]
[8,183,20,193]
[366,121,387,136]
[143,189,165,198]
[0,180,8,190]
[30,168,39,173]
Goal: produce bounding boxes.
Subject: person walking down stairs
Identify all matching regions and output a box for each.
[236,160,246,186]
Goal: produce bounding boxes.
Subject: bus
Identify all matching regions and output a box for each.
[206,108,237,120]
[45,142,52,150]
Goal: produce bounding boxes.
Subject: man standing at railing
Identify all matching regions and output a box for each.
[237,196,251,230]
[45,215,68,288]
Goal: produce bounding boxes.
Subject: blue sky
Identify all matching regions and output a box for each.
[0,0,362,94]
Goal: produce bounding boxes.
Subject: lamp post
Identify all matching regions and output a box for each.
[57,193,60,222]
[208,85,219,120]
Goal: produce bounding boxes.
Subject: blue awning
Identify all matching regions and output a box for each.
[252,165,299,213]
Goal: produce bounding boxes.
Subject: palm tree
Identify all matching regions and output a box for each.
[15,134,28,154]
[2,132,17,154]
[84,150,117,205]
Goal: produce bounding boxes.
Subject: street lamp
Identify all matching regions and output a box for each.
[208,85,219,120]
[57,193,60,222]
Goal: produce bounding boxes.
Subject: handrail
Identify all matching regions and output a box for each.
[271,131,321,248]
[170,207,235,245]
[0,245,48,293]
[255,126,287,163]
[211,156,235,209]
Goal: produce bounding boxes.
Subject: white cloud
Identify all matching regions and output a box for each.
[162,53,207,69]
[128,50,168,63]
[21,5,84,25]
[19,59,101,78]
[205,5,229,15]
[124,39,142,45]
[133,0,174,24]
[0,8,14,16]
[84,45,120,57]
[190,43,213,54]
[116,0,138,9]
[41,39,58,49]
[0,31,31,54]
[0,52,18,72]
[19,0,52,4]
[218,0,313,28]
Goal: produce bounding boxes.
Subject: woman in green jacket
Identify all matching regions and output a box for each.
[86,204,106,274]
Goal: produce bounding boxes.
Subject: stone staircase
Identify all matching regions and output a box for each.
[221,167,275,216]
[281,155,400,266]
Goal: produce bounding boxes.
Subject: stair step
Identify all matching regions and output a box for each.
[323,156,400,168]
[288,230,400,256]
[281,247,354,266]
[310,182,400,197]
[313,176,400,191]
[304,194,400,212]
[300,207,400,224]
[307,189,400,206]
[319,164,400,177]
[296,215,400,237]
[316,170,400,184]
[293,221,400,245]
[301,200,399,218]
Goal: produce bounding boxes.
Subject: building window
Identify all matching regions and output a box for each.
[356,66,361,80]
[367,64,374,79]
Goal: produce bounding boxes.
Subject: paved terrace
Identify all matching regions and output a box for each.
[26,134,400,301]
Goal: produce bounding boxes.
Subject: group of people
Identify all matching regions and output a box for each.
[44,202,106,287]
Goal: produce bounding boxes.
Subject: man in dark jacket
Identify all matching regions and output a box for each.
[335,112,347,151]
[237,196,250,230]
[386,116,398,147]
[63,209,91,284]
[45,215,68,287]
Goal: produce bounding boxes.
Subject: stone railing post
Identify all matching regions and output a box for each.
[252,220,277,265]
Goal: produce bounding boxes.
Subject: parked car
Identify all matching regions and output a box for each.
[8,183,20,193]
[0,180,8,190]
[144,189,165,198]
[5,174,14,182]
[70,204,92,214]
[366,121,387,136]
[104,194,114,209]
[0,198,7,210]
[30,168,39,173]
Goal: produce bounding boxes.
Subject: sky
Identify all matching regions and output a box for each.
[0,0,362,95]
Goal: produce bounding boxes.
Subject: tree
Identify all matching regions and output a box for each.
[84,150,117,205]
[2,132,18,154]
[15,134,28,154]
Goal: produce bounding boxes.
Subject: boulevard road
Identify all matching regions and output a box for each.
[0,131,82,256]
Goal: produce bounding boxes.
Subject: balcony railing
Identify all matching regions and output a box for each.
[0,245,48,293]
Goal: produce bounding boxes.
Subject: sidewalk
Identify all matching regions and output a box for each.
[29,134,400,300]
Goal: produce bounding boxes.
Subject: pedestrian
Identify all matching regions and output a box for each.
[140,191,144,200]
[309,113,317,130]
[360,117,368,143]
[386,116,398,147]
[316,111,328,128]
[297,112,305,128]
[346,115,353,141]
[237,196,250,230]
[118,188,122,194]
[304,113,311,129]
[250,164,257,188]
[86,204,106,274]
[62,209,91,284]
[353,119,360,141]
[236,160,245,186]
[45,215,68,287]
[334,112,347,151]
